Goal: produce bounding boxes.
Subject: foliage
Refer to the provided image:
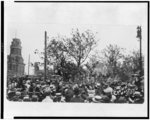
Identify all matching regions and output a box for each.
[47,38,66,66]
[118,50,144,81]
[63,29,97,67]
[44,29,98,81]
[102,44,124,77]
[34,29,144,84]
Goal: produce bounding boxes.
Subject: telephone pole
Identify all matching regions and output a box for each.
[136,26,142,77]
[44,31,47,81]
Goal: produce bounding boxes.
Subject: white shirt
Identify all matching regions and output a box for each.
[42,96,53,102]
[25,83,30,89]
[111,95,116,102]
[104,87,113,94]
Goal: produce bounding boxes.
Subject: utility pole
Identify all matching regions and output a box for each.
[28,54,30,76]
[136,26,142,77]
[44,31,47,82]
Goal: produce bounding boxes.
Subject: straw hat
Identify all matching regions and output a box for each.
[15,91,21,96]
[97,83,101,86]
[134,91,142,97]
[50,84,55,89]
[56,93,62,96]
[92,96,102,103]
[116,86,121,90]
[23,95,30,101]
[44,87,51,93]
[32,95,38,101]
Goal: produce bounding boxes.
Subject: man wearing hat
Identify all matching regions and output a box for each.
[70,88,84,103]
[64,87,74,102]
[31,95,38,102]
[7,90,16,101]
[134,91,144,103]
[128,91,143,103]
[49,84,56,99]
[42,87,53,102]
[99,83,114,103]
[53,93,63,102]
[103,84,113,95]
[12,91,22,101]
[87,89,95,102]
[95,83,103,96]
[23,95,31,102]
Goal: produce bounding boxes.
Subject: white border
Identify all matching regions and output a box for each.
[3,1,148,119]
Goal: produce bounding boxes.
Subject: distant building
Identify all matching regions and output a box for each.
[34,62,44,76]
[7,38,25,78]
[34,62,55,78]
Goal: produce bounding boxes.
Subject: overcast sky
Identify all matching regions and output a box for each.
[5,2,147,75]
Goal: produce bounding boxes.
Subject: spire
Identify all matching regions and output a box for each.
[15,30,17,39]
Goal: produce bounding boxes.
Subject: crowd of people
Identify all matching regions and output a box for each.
[7,75,144,103]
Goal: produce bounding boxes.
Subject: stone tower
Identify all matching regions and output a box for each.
[7,38,25,78]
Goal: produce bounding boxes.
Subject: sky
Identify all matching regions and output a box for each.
[5,2,147,75]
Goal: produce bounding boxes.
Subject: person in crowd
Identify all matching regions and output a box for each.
[7,75,144,103]
[56,81,63,93]
[12,91,22,102]
[25,80,31,90]
[101,84,113,103]
[80,85,88,101]
[28,82,41,97]
[64,86,74,102]
[103,84,113,95]
[110,94,117,103]
[127,91,143,103]
[70,88,84,102]
[95,83,103,96]
[49,84,56,99]
[42,87,53,102]
[116,96,127,103]
[31,95,38,102]
[53,93,65,102]
[16,79,25,91]
[7,90,16,101]
[23,95,31,102]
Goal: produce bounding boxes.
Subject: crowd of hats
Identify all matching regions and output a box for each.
[7,76,144,103]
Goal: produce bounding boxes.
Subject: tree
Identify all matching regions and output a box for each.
[63,29,97,68]
[60,60,78,82]
[35,29,98,82]
[102,44,124,78]
[46,37,80,81]
[121,50,144,76]
[130,50,144,74]
[85,61,98,78]
[112,50,144,82]
[47,38,66,66]
[47,38,71,79]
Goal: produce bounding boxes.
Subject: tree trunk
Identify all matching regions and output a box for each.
[77,60,81,68]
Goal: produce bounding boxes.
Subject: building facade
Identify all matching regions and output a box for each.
[7,38,25,78]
